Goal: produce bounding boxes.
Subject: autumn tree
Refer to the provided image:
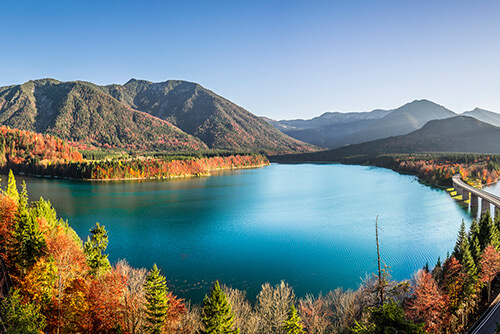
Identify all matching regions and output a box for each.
[82,268,126,334]
[223,285,260,334]
[297,294,331,334]
[479,245,500,301]
[116,260,147,334]
[84,222,111,276]
[202,280,239,334]
[144,264,169,334]
[405,269,449,333]
[256,281,295,334]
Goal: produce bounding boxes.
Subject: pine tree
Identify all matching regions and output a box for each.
[202,281,239,334]
[14,211,46,276]
[84,222,111,275]
[143,264,169,334]
[453,220,468,262]
[283,305,304,334]
[5,170,19,203]
[479,211,500,251]
[469,219,482,264]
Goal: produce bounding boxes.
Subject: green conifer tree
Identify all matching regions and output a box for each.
[0,289,46,334]
[453,220,468,262]
[202,281,239,334]
[5,170,19,203]
[143,264,169,334]
[14,209,46,275]
[479,211,500,251]
[283,305,304,334]
[83,222,111,275]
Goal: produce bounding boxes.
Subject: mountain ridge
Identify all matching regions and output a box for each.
[0,78,317,155]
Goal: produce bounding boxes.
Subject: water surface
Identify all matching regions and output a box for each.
[9,164,470,302]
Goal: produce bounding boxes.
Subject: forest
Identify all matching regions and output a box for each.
[363,153,500,188]
[0,126,269,181]
[2,172,500,333]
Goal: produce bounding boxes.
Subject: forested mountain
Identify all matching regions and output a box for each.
[272,116,500,162]
[101,79,316,154]
[0,79,316,155]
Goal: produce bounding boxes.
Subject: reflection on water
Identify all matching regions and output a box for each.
[3,164,471,302]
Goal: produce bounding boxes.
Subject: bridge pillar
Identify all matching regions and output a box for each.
[482,199,491,213]
[462,190,470,202]
[471,194,479,207]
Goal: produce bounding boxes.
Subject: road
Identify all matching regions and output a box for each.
[469,293,500,334]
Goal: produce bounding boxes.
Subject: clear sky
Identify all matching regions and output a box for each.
[1,0,499,119]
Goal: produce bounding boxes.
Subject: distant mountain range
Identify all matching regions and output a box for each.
[265,100,500,149]
[0,79,316,154]
[271,116,500,162]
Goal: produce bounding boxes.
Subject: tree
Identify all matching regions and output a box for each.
[479,245,500,301]
[116,260,147,334]
[4,170,18,203]
[405,269,449,333]
[283,305,304,334]
[479,212,500,251]
[144,264,169,334]
[351,302,425,334]
[453,220,468,262]
[84,222,111,276]
[469,219,482,263]
[256,281,295,334]
[0,289,46,334]
[13,211,47,276]
[202,280,239,334]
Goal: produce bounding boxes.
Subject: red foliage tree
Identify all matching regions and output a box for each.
[479,245,500,301]
[405,269,449,333]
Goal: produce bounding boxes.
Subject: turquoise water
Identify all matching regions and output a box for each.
[10,164,470,302]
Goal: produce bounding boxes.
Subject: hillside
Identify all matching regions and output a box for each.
[0,79,208,151]
[272,116,500,162]
[0,79,316,155]
[101,79,316,154]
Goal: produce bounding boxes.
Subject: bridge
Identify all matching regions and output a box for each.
[452,175,500,215]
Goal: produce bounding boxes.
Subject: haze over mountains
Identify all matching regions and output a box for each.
[272,116,500,162]
[0,79,316,154]
[266,99,499,149]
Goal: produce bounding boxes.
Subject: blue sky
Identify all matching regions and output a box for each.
[1,0,499,119]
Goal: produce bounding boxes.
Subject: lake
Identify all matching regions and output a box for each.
[9,163,472,302]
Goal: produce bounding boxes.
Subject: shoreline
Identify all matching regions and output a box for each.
[6,162,270,182]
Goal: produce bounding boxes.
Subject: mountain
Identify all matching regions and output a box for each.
[101,79,315,154]
[463,107,500,127]
[0,79,208,151]
[0,79,316,154]
[265,100,456,148]
[273,116,500,162]
[265,109,391,148]
[338,99,457,146]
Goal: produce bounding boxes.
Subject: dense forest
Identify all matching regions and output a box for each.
[0,126,269,180]
[2,172,500,333]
